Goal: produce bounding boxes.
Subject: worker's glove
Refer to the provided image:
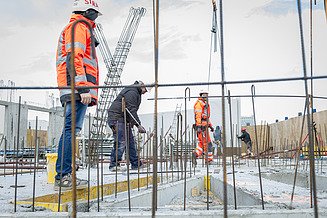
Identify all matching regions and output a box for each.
[137,125,146,133]
[196,126,202,134]
[209,126,214,132]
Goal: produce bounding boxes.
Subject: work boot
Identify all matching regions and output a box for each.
[109,165,121,172]
[54,174,88,191]
[131,162,146,170]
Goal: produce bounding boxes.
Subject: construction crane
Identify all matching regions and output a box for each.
[89,7,146,164]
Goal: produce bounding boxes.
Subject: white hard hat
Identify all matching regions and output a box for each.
[73,0,103,16]
[199,89,209,95]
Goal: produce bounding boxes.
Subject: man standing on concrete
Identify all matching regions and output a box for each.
[54,0,102,191]
[107,81,147,171]
[192,90,215,165]
[237,128,252,155]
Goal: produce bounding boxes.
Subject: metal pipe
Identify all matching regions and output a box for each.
[184,87,190,210]
[228,90,237,210]
[14,96,21,212]
[251,85,265,210]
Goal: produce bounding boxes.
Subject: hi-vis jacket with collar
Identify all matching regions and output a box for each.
[56,14,99,106]
[194,97,213,127]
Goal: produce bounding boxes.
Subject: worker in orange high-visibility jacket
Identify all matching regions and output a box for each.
[192,90,215,165]
[54,0,103,191]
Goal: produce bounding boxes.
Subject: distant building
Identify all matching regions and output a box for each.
[241,115,254,126]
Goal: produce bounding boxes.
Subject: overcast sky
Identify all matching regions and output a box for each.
[0,0,326,124]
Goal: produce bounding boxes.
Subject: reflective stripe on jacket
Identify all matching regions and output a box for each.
[194,98,212,127]
[56,14,99,106]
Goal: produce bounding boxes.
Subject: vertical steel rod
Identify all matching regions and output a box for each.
[218,0,228,216]
[87,113,91,211]
[114,122,119,197]
[228,91,237,209]
[32,116,38,212]
[137,132,140,191]
[70,19,95,218]
[122,97,131,211]
[4,137,6,176]
[58,103,67,212]
[152,0,159,214]
[251,85,265,210]
[160,116,163,184]
[14,96,21,212]
[296,0,318,216]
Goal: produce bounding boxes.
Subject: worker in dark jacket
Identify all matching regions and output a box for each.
[237,128,252,155]
[107,81,147,171]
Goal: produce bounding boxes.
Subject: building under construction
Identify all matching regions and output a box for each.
[0,0,327,217]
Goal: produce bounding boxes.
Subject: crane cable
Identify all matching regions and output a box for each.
[207,0,221,91]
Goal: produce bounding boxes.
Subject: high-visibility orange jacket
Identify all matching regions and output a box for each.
[194,97,212,127]
[56,14,99,106]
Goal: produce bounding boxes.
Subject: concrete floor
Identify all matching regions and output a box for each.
[1,159,327,217]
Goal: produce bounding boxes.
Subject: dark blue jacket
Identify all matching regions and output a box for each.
[107,85,142,127]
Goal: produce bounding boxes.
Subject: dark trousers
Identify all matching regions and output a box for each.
[108,121,140,168]
[55,101,87,180]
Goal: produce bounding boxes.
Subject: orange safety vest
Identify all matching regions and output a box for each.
[56,14,99,106]
[194,98,212,127]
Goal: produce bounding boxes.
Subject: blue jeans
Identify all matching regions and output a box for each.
[108,121,140,168]
[55,101,87,180]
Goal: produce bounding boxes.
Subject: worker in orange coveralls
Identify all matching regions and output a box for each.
[192,90,215,165]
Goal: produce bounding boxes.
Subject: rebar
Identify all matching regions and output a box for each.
[32,116,38,212]
[228,90,237,210]
[296,0,318,216]
[70,19,96,218]
[58,103,67,212]
[87,114,91,212]
[251,85,265,210]
[184,87,190,211]
[13,96,21,212]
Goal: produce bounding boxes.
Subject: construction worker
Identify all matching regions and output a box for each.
[108,81,147,171]
[54,0,102,191]
[237,128,252,155]
[193,90,215,164]
[213,125,222,155]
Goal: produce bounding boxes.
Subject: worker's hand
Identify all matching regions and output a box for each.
[137,125,146,133]
[80,93,92,105]
[209,126,214,132]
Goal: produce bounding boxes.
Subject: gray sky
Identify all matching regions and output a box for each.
[0,0,326,124]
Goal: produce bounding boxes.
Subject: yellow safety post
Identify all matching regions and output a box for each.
[45,153,58,184]
[204,175,211,191]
